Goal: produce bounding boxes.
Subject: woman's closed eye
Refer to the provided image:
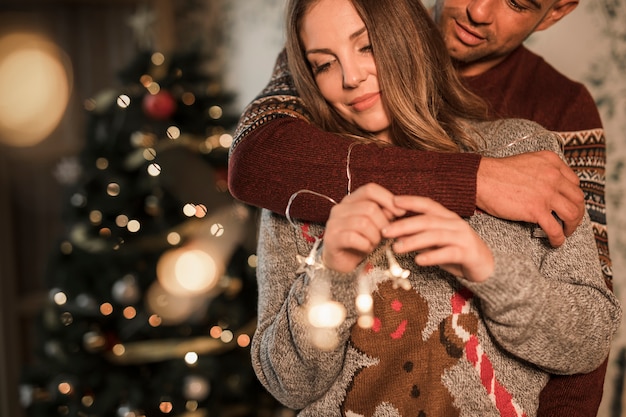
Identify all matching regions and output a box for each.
[311,58,336,75]
[359,44,373,54]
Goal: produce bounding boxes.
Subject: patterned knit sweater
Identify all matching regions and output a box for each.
[252,119,621,417]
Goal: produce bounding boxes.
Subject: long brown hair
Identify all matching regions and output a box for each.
[285,0,490,152]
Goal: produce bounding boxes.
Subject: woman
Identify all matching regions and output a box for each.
[251,0,621,416]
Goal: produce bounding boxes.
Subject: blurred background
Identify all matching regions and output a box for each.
[0,1,624,417]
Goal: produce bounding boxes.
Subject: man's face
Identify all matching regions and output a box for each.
[433,0,572,76]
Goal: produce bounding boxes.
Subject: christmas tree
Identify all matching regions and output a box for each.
[19,43,288,417]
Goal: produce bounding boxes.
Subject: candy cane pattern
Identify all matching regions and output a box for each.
[451,289,527,417]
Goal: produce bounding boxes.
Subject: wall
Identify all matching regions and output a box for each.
[223,0,287,112]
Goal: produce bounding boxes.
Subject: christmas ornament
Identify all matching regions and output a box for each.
[142,90,176,120]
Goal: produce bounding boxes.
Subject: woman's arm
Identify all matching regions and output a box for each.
[251,210,361,409]
[464,212,620,375]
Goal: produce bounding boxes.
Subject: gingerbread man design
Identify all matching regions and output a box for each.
[343,280,478,417]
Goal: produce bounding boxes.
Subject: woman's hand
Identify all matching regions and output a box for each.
[323,183,405,273]
[383,196,494,283]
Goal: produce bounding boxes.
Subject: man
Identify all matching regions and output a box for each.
[228,0,612,415]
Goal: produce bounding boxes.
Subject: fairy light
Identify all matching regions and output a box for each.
[220,329,234,343]
[89,210,102,225]
[166,232,181,245]
[184,352,198,365]
[139,74,153,88]
[146,82,160,95]
[127,220,141,233]
[96,157,108,170]
[100,303,113,316]
[385,243,411,290]
[51,290,67,305]
[147,163,161,176]
[117,94,130,108]
[123,307,136,319]
[210,326,222,338]
[308,301,346,328]
[142,147,156,161]
[81,395,94,407]
[195,204,207,218]
[148,314,162,327]
[107,183,120,196]
[166,126,180,140]
[151,52,165,65]
[182,92,195,105]
[57,382,72,395]
[112,344,125,356]
[237,334,251,348]
[219,133,233,148]
[182,203,196,217]
[116,215,129,228]
[208,105,222,119]
[159,401,173,413]
[210,222,224,237]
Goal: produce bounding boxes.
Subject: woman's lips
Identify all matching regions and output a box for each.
[350,92,380,112]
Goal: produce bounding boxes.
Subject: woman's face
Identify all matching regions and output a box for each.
[300,0,390,141]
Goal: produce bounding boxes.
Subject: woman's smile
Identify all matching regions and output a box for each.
[349,92,382,112]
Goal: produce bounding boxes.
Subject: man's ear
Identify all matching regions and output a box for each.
[535,0,579,32]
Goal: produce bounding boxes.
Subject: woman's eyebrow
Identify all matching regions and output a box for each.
[305,26,367,56]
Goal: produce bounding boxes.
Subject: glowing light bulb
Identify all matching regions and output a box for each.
[308,301,346,329]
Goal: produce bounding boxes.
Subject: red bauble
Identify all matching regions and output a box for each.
[142,90,177,120]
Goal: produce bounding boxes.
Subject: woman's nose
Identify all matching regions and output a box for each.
[342,59,367,88]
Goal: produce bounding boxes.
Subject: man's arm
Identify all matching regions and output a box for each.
[228,50,584,245]
[229,117,480,223]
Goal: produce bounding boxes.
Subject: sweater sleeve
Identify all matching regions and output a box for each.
[251,210,360,409]
[228,50,480,223]
[461,119,621,375]
[463,211,621,375]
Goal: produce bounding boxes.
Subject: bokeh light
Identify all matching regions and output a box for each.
[157,246,219,296]
[0,31,72,147]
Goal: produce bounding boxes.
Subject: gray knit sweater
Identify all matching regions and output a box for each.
[252,119,621,417]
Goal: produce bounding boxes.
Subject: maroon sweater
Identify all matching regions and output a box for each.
[228,46,611,417]
[464,46,611,417]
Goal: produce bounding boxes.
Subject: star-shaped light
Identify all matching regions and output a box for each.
[296,237,324,275]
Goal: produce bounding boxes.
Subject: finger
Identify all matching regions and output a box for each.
[327,215,383,245]
[555,190,584,237]
[347,183,406,218]
[392,227,463,254]
[392,195,457,219]
[332,198,389,223]
[383,214,458,240]
[534,214,566,247]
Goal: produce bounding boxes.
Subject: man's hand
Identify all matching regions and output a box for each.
[476,151,585,247]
